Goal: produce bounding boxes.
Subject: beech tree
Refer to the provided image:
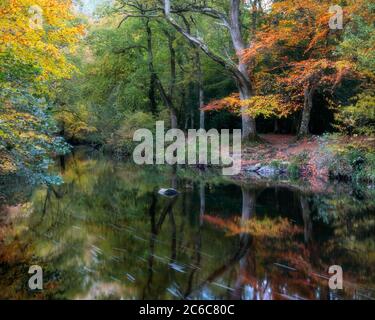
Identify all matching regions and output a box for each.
[242,0,363,136]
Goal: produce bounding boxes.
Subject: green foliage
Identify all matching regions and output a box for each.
[335,1,375,136]
[336,92,375,135]
[108,112,156,156]
[0,88,70,184]
[0,54,70,184]
[285,151,310,179]
[54,19,160,146]
[0,0,84,184]
[338,1,375,74]
[324,137,375,183]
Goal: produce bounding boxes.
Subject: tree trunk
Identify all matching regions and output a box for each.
[166,30,178,129]
[239,84,257,141]
[181,15,205,130]
[143,19,156,114]
[199,109,205,130]
[199,76,205,130]
[241,187,256,221]
[171,109,178,130]
[145,19,178,129]
[167,31,176,99]
[180,86,188,129]
[300,195,313,244]
[274,119,279,133]
[299,85,315,137]
[148,73,157,114]
[196,51,205,129]
[231,187,256,299]
[230,0,257,140]
[199,182,205,225]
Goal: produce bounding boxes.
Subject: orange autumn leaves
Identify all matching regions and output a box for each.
[203,0,362,119]
[0,0,85,81]
[242,0,364,61]
[282,59,355,89]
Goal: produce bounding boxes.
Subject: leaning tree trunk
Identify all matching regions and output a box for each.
[299,85,315,137]
[163,0,257,139]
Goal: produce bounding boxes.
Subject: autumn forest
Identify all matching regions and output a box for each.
[0,0,374,301]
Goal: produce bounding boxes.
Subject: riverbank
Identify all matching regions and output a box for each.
[1,134,374,194]
[239,134,375,185]
[0,150,16,176]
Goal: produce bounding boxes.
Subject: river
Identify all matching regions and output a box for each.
[0,148,374,300]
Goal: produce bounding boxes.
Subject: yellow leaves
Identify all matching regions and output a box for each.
[0,103,53,155]
[54,108,97,141]
[0,0,85,83]
[0,151,17,174]
[244,95,298,118]
[203,215,302,239]
[204,94,299,119]
[240,217,302,238]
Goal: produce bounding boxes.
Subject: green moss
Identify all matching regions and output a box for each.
[287,163,301,180]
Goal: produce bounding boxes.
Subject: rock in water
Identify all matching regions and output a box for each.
[257,166,279,178]
[158,188,179,197]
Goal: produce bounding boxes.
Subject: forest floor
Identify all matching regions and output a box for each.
[242,134,319,166]
[242,134,322,171]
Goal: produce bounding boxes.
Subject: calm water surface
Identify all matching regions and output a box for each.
[0,148,374,300]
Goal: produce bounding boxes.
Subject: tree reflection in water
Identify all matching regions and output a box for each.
[0,149,374,300]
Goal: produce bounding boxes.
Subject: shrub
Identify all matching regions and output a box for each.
[108,112,155,157]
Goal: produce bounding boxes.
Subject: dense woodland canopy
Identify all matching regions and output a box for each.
[0,0,374,182]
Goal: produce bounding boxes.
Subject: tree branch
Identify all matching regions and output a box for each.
[162,0,248,85]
